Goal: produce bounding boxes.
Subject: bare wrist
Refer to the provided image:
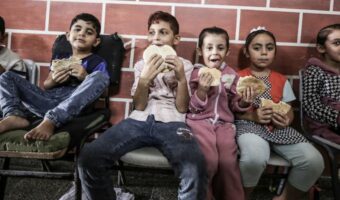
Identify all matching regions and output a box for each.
[139,77,152,87]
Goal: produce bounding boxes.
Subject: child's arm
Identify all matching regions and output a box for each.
[236,106,273,124]
[271,104,294,129]
[165,55,189,113]
[0,65,5,74]
[68,63,88,81]
[133,54,164,111]
[303,67,339,127]
[43,68,71,90]
[196,73,213,101]
[230,76,253,112]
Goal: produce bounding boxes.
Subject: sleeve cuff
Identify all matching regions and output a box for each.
[233,95,252,112]
[189,91,208,113]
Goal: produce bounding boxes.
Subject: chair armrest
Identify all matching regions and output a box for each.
[312,135,340,150]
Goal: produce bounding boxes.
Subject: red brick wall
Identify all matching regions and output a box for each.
[1,0,340,124]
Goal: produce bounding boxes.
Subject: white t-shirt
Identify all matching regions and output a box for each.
[282,80,296,103]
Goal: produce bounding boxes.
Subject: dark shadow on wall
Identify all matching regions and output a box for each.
[237,46,249,70]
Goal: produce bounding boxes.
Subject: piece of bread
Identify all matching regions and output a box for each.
[198,67,221,86]
[236,76,267,95]
[51,57,81,72]
[260,98,291,115]
[142,45,177,73]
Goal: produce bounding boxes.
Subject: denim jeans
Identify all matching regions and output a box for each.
[78,115,208,200]
[0,71,109,127]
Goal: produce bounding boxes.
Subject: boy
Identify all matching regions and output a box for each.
[78,11,207,200]
[0,16,26,78]
[0,13,110,141]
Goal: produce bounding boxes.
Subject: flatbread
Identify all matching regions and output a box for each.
[236,76,267,95]
[260,98,291,115]
[142,45,177,73]
[198,67,221,86]
[51,57,81,72]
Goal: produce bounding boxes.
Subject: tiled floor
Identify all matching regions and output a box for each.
[2,159,334,200]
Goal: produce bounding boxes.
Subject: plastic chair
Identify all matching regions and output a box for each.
[23,59,39,85]
[299,68,340,200]
[117,141,291,196]
[0,33,125,200]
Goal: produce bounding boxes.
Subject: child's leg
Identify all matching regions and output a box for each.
[186,119,218,200]
[0,72,61,133]
[25,71,109,140]
[237,133,270,199]
[0,115,29,133]
[212,123,244,200]
[272,142,324,200]
[79,117,152,200]
[154,120,208,200]
[44,71,109,126]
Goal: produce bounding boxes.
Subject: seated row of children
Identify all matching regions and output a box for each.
[0,11,338,200]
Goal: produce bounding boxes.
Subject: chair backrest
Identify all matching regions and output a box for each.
[23,59,39,86]
[51,33,125,86]
[298,68,306,132]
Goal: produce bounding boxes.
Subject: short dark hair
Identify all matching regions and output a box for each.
[316,23,340,46]
[244,29,277,54]
[148,11,179,35]
[198,26,230,49]
[69,13,101,37]
[0,16,5,36]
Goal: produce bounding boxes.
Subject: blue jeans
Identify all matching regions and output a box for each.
[0,71,109,127]
[78,115,208,200]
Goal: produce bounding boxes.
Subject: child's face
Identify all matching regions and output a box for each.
[199,33,229,69]
[67,19,100,52]
[147,20,180,47]
[246,33,276,70]
[322,29,340,65]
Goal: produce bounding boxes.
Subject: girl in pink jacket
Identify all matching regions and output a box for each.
[186,27,253,200]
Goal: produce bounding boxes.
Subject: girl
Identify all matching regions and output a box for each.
[236,27,324,200]
[186,27,253,200]
[302,24,340,144]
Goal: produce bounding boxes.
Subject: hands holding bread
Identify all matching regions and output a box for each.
[51,57,87,83]
[141,45,185,84]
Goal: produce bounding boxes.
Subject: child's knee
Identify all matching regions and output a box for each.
[0,71,15,81]
[240,153,267,173]
[78,145,100,170]
[297,146,324,175]
[86,71,110,87]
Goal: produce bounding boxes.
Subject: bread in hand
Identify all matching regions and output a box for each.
[198,67,222,86]
[142,45,177,73]
[51,57,81,72]
[236,76,267,96]
[260,98,291,115]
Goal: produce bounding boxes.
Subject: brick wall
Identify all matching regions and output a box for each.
[1,0,340,124]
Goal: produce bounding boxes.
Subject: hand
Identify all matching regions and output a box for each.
[69,63,87,80]
[272,112,290,129]
[239,86,256,107]
[141,54,165,81]
[197,72,213,93]
[255,106,273,124]
[164,55,186,82]
[0,65,5,74]
[52,68,71,84]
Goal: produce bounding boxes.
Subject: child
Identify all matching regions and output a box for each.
[235,27,324,200]
[0,13,110,141]
[186,27,252,200]
[0,16,26,78]
[302,23,340,144]
[78,11,207,200]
